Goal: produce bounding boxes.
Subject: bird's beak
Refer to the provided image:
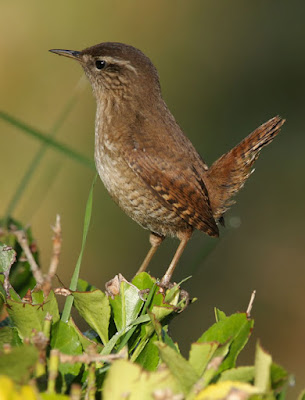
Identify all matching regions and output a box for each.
[49,49,81,60]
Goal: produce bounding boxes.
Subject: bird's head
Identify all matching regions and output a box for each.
[50,42,161,101]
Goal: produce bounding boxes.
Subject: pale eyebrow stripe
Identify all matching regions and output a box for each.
[99,56,138,74]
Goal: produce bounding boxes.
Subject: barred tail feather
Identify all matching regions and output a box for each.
[205,116,285,221]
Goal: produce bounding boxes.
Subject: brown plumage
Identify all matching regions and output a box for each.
[50,43,285,286]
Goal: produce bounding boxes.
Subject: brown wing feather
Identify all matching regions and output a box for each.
[122,125,219,238]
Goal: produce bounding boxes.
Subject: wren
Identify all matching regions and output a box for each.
[50,43,284,286]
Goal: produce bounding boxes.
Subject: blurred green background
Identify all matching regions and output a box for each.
[1,0,304,396]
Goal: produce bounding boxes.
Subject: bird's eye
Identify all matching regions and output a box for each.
[95,60,106,70]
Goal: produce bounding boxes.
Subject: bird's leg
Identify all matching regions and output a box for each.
[160,230,192,287]
[136,232,164,275]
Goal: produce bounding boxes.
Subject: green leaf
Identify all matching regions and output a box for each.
[73,288,110,345]
[155,341,199,394]
[68,318,103,352]
[135,332,160,371]
[254,342,272,392]
[6,290,59,338]
[109,280,144,332]
[0,345,38,384]
[76,278,97,292]
[148,310,178,351]
[214,308,227,322]
[132,272,155,291]
[164,276,191,305]
[31,290,44,304]
[198,312,254,372]
[189,342,219,376]
[101,314,150,355]
[0,326,22,348]
[218,366,255,383]
[50,320,82,377]
[103,359,180,400]
[270,362,288,390]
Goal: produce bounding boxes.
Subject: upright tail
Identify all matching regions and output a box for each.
[205,116,285,221]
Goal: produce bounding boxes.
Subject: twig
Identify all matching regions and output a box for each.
[59,349,126,364]
[246,290,256,317]
[15,230,44,287]
[48,214,62,280]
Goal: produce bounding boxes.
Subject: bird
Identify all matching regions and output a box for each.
[50,42,285,287]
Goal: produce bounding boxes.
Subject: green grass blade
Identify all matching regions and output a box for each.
[0,111,95,170]
[5,80,85,218]
[61,173,98,323]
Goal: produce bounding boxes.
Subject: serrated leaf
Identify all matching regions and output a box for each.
[189,342,219,376]
[109,281,144,332]
[254,342,272,392]
[156,341,199,394]
[73,288,110,344]
[6,290,59,338]
[219,366,255,383]
[50,320,82,377]
[195,380,260,400]
[0,345,38,384]
[103,359,180,400]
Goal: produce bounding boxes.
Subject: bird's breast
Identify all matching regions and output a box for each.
[94,124,189,237]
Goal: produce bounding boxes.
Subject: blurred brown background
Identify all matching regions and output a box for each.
[1,1,304,396]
